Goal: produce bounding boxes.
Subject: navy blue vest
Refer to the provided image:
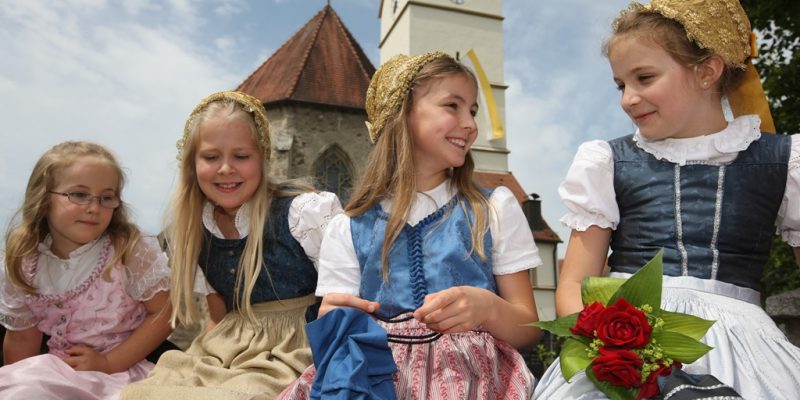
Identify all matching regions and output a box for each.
[608,134,790,292]
[199,195,319,320]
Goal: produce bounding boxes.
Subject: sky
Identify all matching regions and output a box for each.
[0,0,634,257]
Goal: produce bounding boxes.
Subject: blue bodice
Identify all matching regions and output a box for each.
[608,134,790,292]
[350,194,496,319]
[199,195,318,320]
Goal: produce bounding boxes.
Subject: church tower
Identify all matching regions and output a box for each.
[379,0,509,172]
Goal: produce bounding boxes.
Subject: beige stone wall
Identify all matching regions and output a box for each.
[266,104,373,203]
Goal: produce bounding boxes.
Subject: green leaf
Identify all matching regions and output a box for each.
[659,310,715,340]
[581,276,625,306]
[653,330,713,363]
[529,313,579,337]
[560,338,592,382]
[586,368,638,400]
[609,249,664,309]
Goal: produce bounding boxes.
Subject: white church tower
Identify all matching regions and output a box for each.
[379,0,509,172]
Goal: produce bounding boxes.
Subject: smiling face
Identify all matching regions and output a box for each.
[408,73,478,188]
[194,116,263,215]
[47,156,118,258]
[609,35,715,140]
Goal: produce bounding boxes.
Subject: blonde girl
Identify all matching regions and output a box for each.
[122,91,342,400]
[0,141,172,399]
[535,1,800,399]
[280,52,542,400]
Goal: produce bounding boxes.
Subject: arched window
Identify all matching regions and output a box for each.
[313,145,353,203]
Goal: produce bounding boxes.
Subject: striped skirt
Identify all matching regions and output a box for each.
[279,312,534,400]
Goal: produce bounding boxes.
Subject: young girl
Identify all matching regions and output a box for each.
[121,91,342,400]
[279,52,542,399]
[0,141,172,399]
[535,1,800,399]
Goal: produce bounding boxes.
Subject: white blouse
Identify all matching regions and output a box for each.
[316,179,543,296]
[559,115,800,247]
[194,191,343,294]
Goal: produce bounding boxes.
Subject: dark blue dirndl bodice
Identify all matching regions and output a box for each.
[350,193,495,319]
[198,195,319,321]
[608,133,790,292]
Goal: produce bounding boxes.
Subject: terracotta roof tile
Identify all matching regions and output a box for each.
[237,5,375,109]
[473,170,562,243]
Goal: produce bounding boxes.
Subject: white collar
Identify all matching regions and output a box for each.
[632,115,761,165]
[202,201,251,239]
[379,179,456,226]
[38,234,105,261]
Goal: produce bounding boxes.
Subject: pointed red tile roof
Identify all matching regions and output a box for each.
[237,5,375,109]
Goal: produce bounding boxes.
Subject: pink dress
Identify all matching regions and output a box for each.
[0,234,170,400]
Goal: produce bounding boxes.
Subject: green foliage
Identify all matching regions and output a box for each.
[530,313,580,338]
[763,235,800,299]
[741,0,800,135]
[658,310,715,341]
[739,0,800,298]
[535,343,558,371]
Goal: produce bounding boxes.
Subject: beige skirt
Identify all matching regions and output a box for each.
[121,295,316,400]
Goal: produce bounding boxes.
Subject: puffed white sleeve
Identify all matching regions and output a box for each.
[777,134,800,247]
[288,191,344,270]
[315,213,361,296]
[0,260,38,330]
[123,235,171,301]
[558,140,619,231]
[490,186,543,275]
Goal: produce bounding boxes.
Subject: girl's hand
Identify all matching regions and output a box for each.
[64,345,111,373]
[319,293,380,317]
[413,286,494,334]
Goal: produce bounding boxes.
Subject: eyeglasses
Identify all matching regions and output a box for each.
[48,191,121,209]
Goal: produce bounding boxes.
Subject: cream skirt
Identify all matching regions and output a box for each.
[121,294,316,400]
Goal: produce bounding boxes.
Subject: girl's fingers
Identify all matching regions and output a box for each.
[321,293,379,315]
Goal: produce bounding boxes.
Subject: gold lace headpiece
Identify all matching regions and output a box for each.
[177,91,271,160]
[365,51,452,143]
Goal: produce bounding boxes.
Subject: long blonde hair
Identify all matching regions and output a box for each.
[347,56,492,279]
[167,98,312,326]
[4,141,140,293]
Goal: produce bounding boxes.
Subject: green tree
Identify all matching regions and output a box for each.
[741,0,800,298]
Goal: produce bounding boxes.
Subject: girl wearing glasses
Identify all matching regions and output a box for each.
[0,141,172,399]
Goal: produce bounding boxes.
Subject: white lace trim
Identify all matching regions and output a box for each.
[202,201,251,239]
[633,115,761,165]
[560,212,617,232]
[122,235,170,301]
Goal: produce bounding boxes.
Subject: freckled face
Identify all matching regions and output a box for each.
[194,117,262,215]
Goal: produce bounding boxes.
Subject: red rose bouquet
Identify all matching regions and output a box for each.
[532,250,715,400]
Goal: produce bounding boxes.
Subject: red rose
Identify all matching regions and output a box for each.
[636,362,679,400]
[571,302,605,337]
[596,298,652,348]
[591,347,643,388]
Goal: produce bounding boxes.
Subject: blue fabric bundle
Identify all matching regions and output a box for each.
[307,307,398,400]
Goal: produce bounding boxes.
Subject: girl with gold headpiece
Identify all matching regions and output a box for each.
[120,91,342,399]
[0,141,172,399]
[535,0,800,399]
[278,52,542,400]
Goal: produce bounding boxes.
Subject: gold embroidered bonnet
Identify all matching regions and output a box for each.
[177,91,271,160]
[634,0,753,68]
[365,51,452,143]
